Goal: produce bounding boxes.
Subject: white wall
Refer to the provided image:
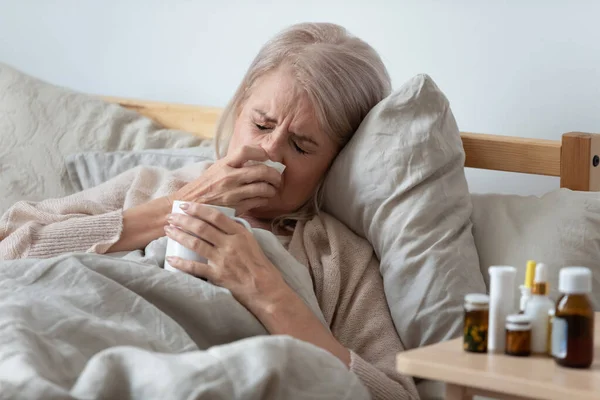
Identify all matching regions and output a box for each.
[1,0,599,195]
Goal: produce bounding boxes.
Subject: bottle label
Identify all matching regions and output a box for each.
[551,317,567,358]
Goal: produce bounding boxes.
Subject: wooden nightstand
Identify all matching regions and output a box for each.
[396,313,599,400]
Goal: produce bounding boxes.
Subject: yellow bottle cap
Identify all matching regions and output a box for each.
[524,260,536,288]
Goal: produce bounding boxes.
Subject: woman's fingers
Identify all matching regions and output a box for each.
[236,182,278,201]
[167,213,226,246]
[226,146,270,168]
[166,256,212,279]
[178,202,243,235]
[164,225,216,258]
[215,182,277,208]
[225,183,277,211]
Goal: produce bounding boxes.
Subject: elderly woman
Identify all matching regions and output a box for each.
[0,23,419,399]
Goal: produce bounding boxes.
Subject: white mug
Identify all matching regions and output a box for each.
[164,201,252,272]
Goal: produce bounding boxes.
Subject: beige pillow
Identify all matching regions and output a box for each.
[0,63,204,215]
[323,74,486,355]
[471,189,600,310]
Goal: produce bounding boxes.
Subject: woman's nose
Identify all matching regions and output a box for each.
[260,131,285,162]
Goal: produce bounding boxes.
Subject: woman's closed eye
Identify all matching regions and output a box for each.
[254,123,308,154]
[293,141,308,154]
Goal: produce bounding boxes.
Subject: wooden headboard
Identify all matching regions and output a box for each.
[103,96,600,192]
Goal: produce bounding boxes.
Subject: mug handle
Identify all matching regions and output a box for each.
[233,217,252,232]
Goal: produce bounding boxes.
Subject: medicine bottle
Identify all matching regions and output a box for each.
[552,267,594,368]
[463,294,489,353]
[524,263,554,354]
[505,314,532,357]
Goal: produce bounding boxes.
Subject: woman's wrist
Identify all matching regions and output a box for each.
[251,283,351,367]
[107,196,172,253]
[241,276,294,320]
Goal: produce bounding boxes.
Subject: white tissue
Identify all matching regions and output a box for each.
[263,160,286,174]
[245,159,286,174]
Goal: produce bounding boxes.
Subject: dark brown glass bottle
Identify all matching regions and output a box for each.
[552,267,594,369]
[505,314,532,357]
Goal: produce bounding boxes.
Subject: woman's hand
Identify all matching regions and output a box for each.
[168,145,282,214]
[164,201,351,367]
[164,202,289,311]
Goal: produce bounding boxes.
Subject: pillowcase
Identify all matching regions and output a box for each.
[0,63,205,215]
[323,74,486,353]
[66,144,215,192]
[471,189,600,310]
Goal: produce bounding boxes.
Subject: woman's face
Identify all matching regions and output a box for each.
[228,68,339,219]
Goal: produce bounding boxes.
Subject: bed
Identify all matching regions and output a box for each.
[1,64,599,400]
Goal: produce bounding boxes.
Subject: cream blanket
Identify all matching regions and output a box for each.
[0,232,368,399]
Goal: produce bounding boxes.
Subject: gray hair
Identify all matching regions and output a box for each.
[214,22,391,229]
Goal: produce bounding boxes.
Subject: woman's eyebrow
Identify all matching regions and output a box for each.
[253,109,277,123]
[294,134,318,146]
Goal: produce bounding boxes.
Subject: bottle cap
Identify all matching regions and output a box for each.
[506,314,531,324]
[559,267,592,294]
[531,262,550,295]
[465,293,490,305]
[524,260,536,288]
[505,314,531,330]
[489,265,517,279]
[489,266,517,304]
[534,263,548,284]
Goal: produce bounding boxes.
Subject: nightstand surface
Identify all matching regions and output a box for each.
[396,313,600,400]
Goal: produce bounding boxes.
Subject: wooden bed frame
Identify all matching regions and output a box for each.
[103,96,600,192]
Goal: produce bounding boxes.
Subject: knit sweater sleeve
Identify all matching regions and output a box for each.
[0,168,142,260]
[0,162,204,260]
[333,256,420,400]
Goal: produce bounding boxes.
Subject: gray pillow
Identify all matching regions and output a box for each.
[323,74,486,353]
[0,63,204,215]
[471,189,600,310]
[66,144,215,191]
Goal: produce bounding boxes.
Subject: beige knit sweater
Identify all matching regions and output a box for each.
[0,163,419,400]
